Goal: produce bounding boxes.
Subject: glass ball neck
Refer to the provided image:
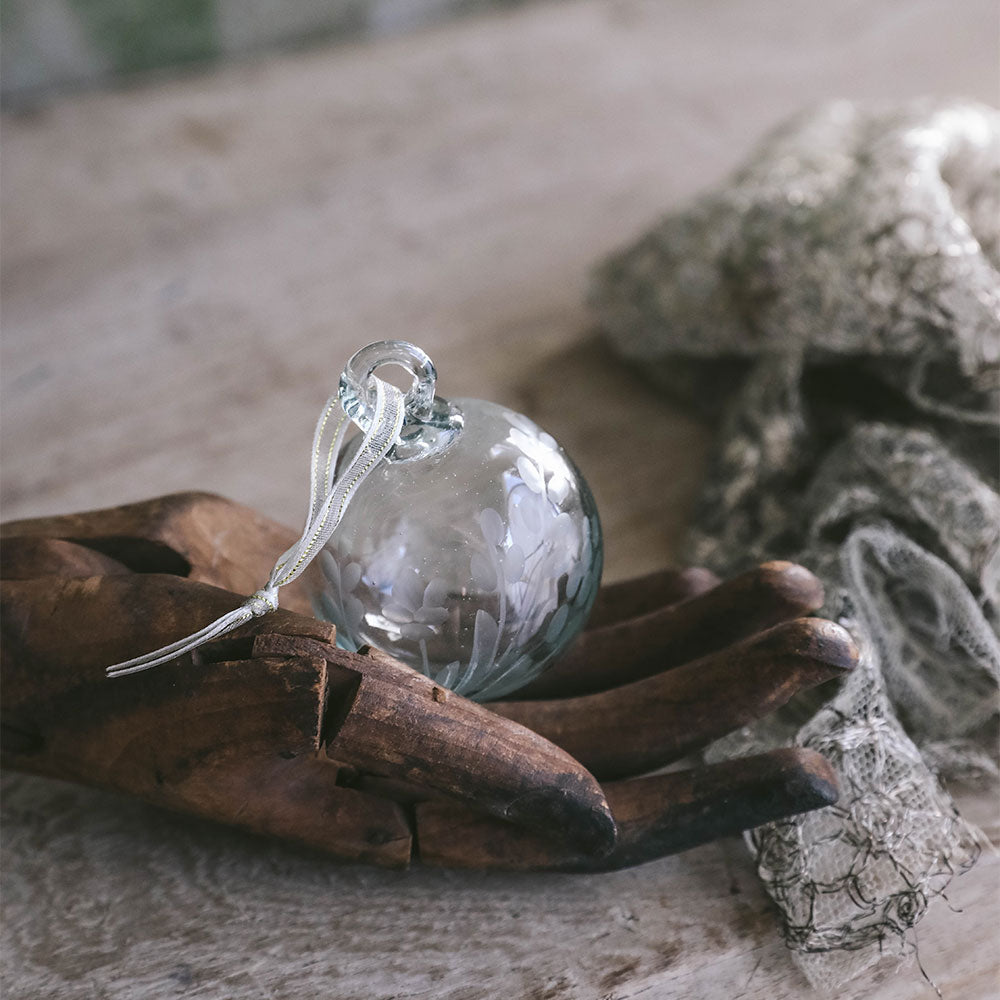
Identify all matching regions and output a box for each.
[339,340,463,461]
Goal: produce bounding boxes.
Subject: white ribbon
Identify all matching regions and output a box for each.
[106,376,405,678]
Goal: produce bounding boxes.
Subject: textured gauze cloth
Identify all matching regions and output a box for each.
[591,98,1000,989]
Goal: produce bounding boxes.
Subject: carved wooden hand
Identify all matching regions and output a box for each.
[1,493,857,870]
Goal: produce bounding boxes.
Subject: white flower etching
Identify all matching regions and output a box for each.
[565,521,599,607]
[382,572,450,641]
[316,406,601,701]
[506,415,572,505]
[466,608,501,684]
[459,443,592,698]
[461,509,509,692]
[317,549,365,641]
[380,569,457,679]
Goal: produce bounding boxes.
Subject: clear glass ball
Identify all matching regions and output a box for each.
[310,395,602,701]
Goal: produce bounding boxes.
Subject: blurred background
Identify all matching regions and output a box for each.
[2,0,527,101]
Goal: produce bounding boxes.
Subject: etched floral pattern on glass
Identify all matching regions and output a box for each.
[311,399,602,701]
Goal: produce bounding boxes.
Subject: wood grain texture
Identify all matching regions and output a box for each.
[0,564,614,862]
[2,0,997,996]
[516,561,825,698]
[252,634,616,854]
[0,574,416,867]
[2,492,315,615]
[584,566,720,630]
[492,619,859,779]
[416,748,841,871]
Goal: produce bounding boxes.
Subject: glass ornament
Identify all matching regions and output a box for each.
[310,340,603,701]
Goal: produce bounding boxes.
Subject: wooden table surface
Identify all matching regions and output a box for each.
[2,1,998,997]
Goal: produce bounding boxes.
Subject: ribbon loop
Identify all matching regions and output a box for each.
[106,375,405,679]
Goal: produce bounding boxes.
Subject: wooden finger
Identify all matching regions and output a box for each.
[585,566,720,630]
[1,572,416,865]
[0,536,132,579]
[252,634,616,857]
[169,755,413,867]
[513,561,826,699]
[489,618,858,779]
[1,573,614,858]
[1,491,313,615]
[416,748,839,871]
[0,578,328,770]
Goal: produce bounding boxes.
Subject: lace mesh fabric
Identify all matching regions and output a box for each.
[591,100,1000,987]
